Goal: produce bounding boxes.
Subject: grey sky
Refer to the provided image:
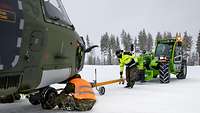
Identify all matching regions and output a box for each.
[62,0,200,45]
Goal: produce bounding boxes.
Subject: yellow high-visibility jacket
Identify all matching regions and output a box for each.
[119,52,137,74]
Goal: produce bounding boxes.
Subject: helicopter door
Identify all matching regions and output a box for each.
[0,0,23,70]
[174,45,183,72]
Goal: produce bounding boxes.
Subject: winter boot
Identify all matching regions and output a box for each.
[129,80,135,88]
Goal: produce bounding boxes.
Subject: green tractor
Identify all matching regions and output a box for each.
[135,36,187,83]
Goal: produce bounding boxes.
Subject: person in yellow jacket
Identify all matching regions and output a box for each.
[56,74,96,111]
[116,50,138,88]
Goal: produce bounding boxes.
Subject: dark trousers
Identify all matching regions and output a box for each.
[75,99,96,111]
[126,66,137,86]
[57,94,96,111]
[139,70,145,82]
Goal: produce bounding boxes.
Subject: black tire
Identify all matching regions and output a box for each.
[29,94,41,105]
[98,87,105,95]
[40,87,58,110]
[159,63,170,83]
[14,93,21,100]
[176,61,187,79]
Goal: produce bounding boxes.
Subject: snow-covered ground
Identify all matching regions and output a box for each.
[0,65,200,113]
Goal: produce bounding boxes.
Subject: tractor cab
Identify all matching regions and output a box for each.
[155,43,172,59]
[155,37,184,72]
[155,39,176,63]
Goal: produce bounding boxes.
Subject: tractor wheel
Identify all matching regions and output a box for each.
[176,61,187,79]
[159,63,170,83]
[40,87,58,110]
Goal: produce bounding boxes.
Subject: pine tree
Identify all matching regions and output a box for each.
[163,32,172,39]
[85,35,94,65]
[183,31,193,52]
[120,30,133,51]
[88,55,93,65]
[110,35,117,53]
[147,33,153,52]
[196,31,200,65]
[86,35,90,48]
[155,32,162,44]
[100,32,110,55]
[100,32,110,64]
[167,32,172,39]
[110,35,118,64]
[107,47,112,65]
[116,36,120,50]
[138,29,147,51]
[95,56,101,65]
[115,37,121,64]
[163,32,167,39]
[134,37,138,52]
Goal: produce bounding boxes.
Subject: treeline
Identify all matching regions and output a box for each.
[85,29,200,66]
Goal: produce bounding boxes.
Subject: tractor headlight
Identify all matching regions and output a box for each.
[176,36,183,42]
[159,56,167,60]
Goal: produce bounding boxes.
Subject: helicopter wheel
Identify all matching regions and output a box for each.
[14,93,21,100]
[28,93,41,105]
[40,87,58,110]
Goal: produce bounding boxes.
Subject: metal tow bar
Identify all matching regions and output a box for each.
[91,69,125,95]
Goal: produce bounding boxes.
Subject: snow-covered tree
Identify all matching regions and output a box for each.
[196,31,200,65]
[138,29,147,51]
[120,30,133,51]
[147,33,153,52]
[183,31,193,52]
[155,32,162,44]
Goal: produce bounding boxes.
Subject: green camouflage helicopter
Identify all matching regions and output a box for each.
[0,0,97,109]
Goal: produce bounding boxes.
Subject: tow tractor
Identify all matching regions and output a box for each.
[133,34,187,84]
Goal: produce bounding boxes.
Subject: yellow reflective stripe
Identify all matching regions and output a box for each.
[76,85,93,95]
[79,91,95,95]
[79,86,91,89]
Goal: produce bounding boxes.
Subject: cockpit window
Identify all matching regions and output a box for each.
[155,43,171,57]
[43,0,72,26]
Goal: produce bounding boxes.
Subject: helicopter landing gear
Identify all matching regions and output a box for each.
[28,93,41,105]
[28,87,58,110]
[40,87,58,109]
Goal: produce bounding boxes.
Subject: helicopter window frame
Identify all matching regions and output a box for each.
[41,0,73,29]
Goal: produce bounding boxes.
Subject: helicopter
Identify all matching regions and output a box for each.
[0,0,97,109]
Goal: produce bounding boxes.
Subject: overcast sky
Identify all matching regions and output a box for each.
[62,0,200,45]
